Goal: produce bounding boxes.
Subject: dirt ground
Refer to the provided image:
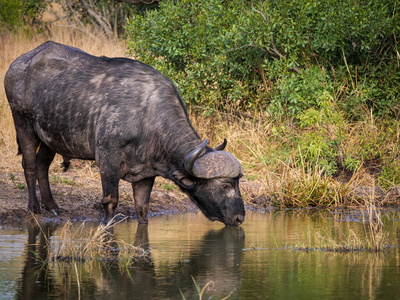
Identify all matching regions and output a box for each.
[3,147,398,225]
[0,149,267,224]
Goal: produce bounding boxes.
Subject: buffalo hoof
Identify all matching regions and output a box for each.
[31,208,41,214]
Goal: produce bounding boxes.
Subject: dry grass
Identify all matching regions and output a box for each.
[0,27,127,149]
[192,108,399,207]
[300,210,388,253]
[50,216,148,267]
[284,196,389,252]
[362,185,388,251]
[181,277,234,300]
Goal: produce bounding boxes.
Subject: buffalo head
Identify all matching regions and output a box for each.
[173,139,245,226]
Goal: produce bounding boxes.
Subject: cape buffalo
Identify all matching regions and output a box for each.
[4,41,245,226]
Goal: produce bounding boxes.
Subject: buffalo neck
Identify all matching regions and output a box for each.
[151,127,203,177]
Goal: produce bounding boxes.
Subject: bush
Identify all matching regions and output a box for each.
[296,94,345,176]
[266,61,334,116]
[126,0,263,108]
[126,0,400,117]
[0,0,24,30]
[0,0,46,31]
[52,0,137,38]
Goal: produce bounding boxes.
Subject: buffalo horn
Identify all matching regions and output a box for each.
[190,151,243,179]
[213,138,227,151]
[184,139,209,176]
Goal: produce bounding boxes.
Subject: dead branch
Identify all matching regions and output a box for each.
[82,0,113,38]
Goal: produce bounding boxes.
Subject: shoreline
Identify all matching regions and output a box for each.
[1,149,399,225]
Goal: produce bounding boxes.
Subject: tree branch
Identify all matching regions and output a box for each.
[251,1,301,74]
[82,0,113,38]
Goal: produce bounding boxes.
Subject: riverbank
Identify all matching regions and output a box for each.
[0,148,271,224]
[1,145,399,225]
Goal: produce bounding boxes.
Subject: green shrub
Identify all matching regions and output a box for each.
[126,0,263,108]
[0,0,24,30]
[297,94,345,176]
[0,0,46,32]
[126,0,400,117]
[266,61,334,116]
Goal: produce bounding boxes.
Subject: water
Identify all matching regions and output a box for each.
[1,210,400,299]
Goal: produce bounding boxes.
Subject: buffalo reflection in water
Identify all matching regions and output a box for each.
[16,221,245,299]
[17,222,57,300]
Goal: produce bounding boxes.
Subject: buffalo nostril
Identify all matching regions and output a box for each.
[235,214,245,225]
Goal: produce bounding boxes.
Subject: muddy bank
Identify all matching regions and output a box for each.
[0,175,198,224]
[0,152,266,224]
[1,151,399,225]
[0,164,194,224]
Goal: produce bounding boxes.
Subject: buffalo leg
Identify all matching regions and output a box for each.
[100,169,120,224]
[13,114,40,213]
[132,177,155,224]
[36,143,59,215]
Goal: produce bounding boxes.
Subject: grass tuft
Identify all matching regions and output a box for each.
[52,216,148,267]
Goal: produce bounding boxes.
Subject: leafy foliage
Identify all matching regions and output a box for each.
[0,0,142,37]
[126,0,261,107]
[266,61,334,116]
[126,0,400,117]
[0,0,23,30]
[297,94,345,176]
[0,0,46,31]
[124,0,399,181]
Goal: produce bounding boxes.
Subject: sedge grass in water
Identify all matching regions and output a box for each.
[284,198,389,253]
[180,277,234,300]
[35,216,148,268]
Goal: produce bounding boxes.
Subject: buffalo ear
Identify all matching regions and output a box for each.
[172,170,195,188]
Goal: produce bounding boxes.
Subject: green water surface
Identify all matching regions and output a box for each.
[0,209,399,299]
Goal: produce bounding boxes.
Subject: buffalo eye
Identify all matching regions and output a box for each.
[221,183,231,190]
